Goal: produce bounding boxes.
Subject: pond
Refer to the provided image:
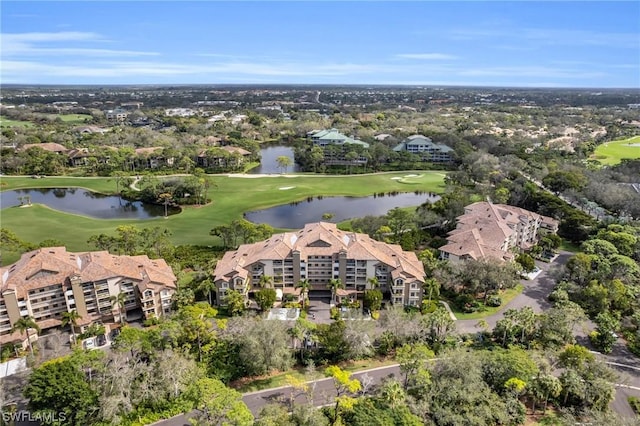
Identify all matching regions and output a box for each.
[249,145,301,174]
[244,192,440,229]
[0,188,180,219]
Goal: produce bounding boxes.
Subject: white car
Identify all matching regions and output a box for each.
[83,338,96,350]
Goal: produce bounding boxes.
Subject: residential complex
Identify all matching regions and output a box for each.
[213,222,426,307]
[307,129,369,148]
[307,129,370,166]
[0,247,176,344]
[393,135,455,163]
[439,201,559,262]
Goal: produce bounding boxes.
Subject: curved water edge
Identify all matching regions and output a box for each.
[0,188,181,220]
[248,144,300,174]
[244,192,441,229]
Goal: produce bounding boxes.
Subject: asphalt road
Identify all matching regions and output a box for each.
[153,364,403,426]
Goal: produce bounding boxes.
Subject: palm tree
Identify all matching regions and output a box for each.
[61,310,81,344]
[11,316,40,357]
[259,275,274,289]
[423,278,440,304]
[197,278,216,306]
[327,279,344,306]
[296,279,311,309]
[367,277,379,290]
[110,292,127,324]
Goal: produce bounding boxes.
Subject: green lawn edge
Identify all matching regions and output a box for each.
[0,171,446,263]
[448,284,525,320]
[590,135,640,166]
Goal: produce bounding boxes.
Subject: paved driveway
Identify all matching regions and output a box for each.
[455,251,572,334]
[307,298,332,324]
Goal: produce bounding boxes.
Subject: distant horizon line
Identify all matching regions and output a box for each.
[2,83,639,91]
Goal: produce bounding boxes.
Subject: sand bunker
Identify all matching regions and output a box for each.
[390,177,402,180]
[279,186,295,190]
[404,174,419,178]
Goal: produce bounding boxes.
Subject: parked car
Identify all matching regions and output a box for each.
[83,338,96,350]
[109,328,121,340]
[96,334,107,346]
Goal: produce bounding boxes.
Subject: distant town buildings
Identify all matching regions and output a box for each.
[213,222,426,307]
[0,248,176,346]
[439,201,559,262]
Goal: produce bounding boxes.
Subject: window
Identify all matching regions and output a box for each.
[221,282,228,289]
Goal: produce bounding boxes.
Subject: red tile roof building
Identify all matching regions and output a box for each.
[213,222,426,307]
[0,247,176,344]
[439,202,559,262]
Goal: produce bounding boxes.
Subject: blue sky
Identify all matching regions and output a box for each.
[1,1,639,87]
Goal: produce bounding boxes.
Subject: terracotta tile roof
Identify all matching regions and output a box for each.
[134,147,164,155]
[214,222,425,284]
[21,142,67,153]
[0,248,176,299]
[441,201,553,261]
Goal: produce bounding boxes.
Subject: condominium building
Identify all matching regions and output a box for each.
[393,135,455,163]
[307,129,369,148]
[0,247,176,344]
[439,202,559,262]
[213,222,426,307]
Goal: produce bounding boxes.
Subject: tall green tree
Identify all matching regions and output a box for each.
[61,310,81,344]
[24,358,99,426]
[11,316,40,357]
[255,288,277,312]
[297,279,311,309]
[276,155,292,174]
[189,377,253,426]
[327,278,344,306]
[110,292,127,325]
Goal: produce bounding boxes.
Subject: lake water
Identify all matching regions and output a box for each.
[249,145,301,174]
[0,188,180,219]
[244,192,440,229]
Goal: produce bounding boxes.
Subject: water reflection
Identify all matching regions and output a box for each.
[248,145,300,174]
[1,188,179,219]
[245,192,440,229]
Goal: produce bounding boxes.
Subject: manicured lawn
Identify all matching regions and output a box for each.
[0,171,446,263]
[591,135,640,166]
[448,284,525,320]
[233,357,397,393]
[0,117,34,128]
[57,114,93,123]
[559,240,581,253]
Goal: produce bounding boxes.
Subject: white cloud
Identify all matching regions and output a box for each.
[395,53,458,60]
[1,31,158,58]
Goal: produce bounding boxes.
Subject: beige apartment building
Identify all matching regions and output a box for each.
[439,201,559,262]
[0,247,176,344]
[213,222,426,307]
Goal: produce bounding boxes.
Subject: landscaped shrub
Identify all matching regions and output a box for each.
[455,293,475,309]
[421,300,438,314]
[143,316,160,327]
[629,396,640,414]
[548,288,569,304]
[330,307,340,320]
[486,295,502,307]
[463,301,482,313]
